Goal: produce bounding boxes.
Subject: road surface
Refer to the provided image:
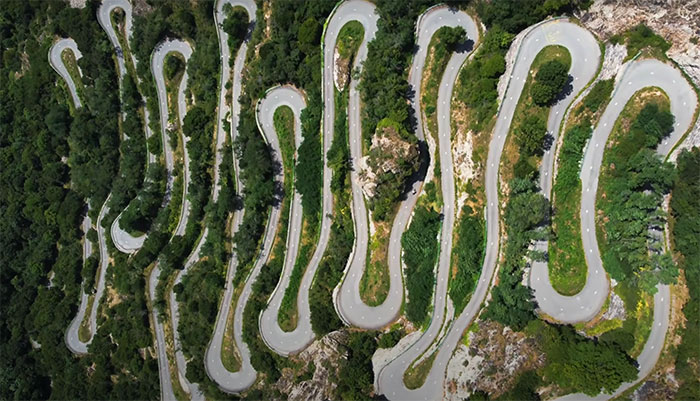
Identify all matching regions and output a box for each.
[50,38,113,356]
[556,59,697,400]
[257,87,314,356]
[149,38,194,401]
[98,0,151,254]
[375,6,480,400]
[204,0,261,394]
[329,0,391,330]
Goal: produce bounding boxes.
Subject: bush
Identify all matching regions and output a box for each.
[402,206,442,325]
[449,207,484,314]
[531,60,569,106]
[516,114,548,155]
[583,79,613,113]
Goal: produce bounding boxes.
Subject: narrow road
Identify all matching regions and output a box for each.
[375,6,479,400]
[257,87,313,356]
[50,38,113,356]
[556,59,697,400]
[149,38,194,401]
[99,0,151,254]
[204,0,260,393]
[328,0,388,330]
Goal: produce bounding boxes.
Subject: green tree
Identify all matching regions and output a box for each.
[516,114,547,155]
[531,59,569,106]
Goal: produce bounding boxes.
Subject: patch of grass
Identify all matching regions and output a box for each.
[403,352,436,390]
[360,220,391,306]
[78,294,95,343]
[60,49,85,101]
[221,285,242,372]
[611,24,670,61]
[336,21,364,59]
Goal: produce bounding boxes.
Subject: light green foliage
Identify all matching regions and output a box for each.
[449,207,484,314]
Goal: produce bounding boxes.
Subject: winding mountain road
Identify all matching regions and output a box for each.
[375,6,480,400]
[50,38,113,356]
[148,38,194,401]
[204,0,261,393]
[257,87,314,356]
[329,0,392,330]
[556,58,697,400]
[99,0,152,254]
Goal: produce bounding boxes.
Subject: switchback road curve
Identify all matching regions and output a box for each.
[376,6,479,400]
[50,39,113,356]
[258,87,312,356]
[557,58,697,400]
[148,38,193,401]
[204,0,260,393]
[329,0,389,330]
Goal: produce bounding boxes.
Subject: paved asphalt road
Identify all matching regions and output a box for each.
[50,38,114,356]
[329,0,388,330]
[375,6,479,400]
[149,38,194,401]
[557,59,697,400]
[258,87,315,356]
[204,0,261,394]
[523,20,604,322]
[48,38,83,108]
[99,0,150,254]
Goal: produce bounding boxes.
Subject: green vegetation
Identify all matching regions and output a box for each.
[334,332,378,399]
[402,205,442,326]
[549,79,614,295]
[222,4,249,65]
[597,96,678,291]
[530,60,570,106]
[670,148,700,400]
[528,321,638,396]
[422,25,467,123]
[309,89,353,336]
[506,45,571,181]
[336,21,364,59]
[449,207,485,314]
[378,325,404,348]
[611,23,670,60]
[404,352,436,389]
[484,178,548,330]
[548,122,592,294]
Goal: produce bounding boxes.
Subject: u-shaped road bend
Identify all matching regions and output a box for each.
[204,83,286,391]
[375,6,480,401]
[257,87,314,356]
[50,38,113,356]
[329,0,397,331]
[556,58,697,400]
[99,0,154,254]
[205,0,269,394]
[148,38,194,401]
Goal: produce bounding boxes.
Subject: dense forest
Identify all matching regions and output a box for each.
[1,0,697,400]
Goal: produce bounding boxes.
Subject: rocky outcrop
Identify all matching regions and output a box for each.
[444,321,544,400]
[358,119,420,200]
[275,330,348,401]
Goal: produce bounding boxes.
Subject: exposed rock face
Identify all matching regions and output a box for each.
[359,121,420,200]
[601,290,627,321]
[334,47,350,92]
[276,330,348,401]
[444,321,544,400]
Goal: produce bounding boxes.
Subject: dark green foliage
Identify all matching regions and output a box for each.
[583,79,613,113]
[334,332,378,400]
[598,103,676,285]
[530,60,569,106]
[449,207,485,314]
[164,53,183,81]
[359,0,433,145]
[476,0,587,34]
[484,179,548,330]
[310,91,353,336]
[402,205,442,325]
[495,370,541,401]
[222,4,249,62]
[456,26,513,132]
[515,114,548,155]
[533,323,638,396]
[378,327,404,349]
[670,148,700,399]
